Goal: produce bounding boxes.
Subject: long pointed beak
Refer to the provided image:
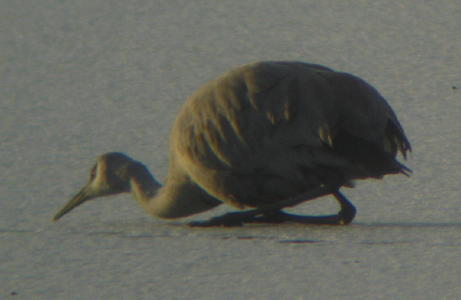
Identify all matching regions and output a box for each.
[53,185,94,221]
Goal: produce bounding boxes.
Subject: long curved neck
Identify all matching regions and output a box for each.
[128,162,221,219]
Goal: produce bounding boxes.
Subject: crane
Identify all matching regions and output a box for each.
[53,61,411,226]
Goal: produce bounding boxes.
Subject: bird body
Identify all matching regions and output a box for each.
[53,61,411,225]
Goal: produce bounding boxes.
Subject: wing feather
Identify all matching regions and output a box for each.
[170,61,411,208]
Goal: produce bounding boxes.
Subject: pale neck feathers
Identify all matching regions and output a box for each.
[128,163,221,218]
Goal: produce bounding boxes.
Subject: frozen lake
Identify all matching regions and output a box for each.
[1,0,460,299]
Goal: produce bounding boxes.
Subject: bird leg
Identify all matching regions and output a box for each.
[333,191,357,225]
[253,192,356,225]
[189,185,356,227]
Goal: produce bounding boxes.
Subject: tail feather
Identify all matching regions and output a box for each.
[386,119,412,159]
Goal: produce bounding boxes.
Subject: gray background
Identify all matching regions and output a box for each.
[1,0,460,299]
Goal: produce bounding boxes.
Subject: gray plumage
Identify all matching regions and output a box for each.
[53,61,411,226]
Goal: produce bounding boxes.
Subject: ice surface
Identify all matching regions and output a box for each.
[1,0,460,299]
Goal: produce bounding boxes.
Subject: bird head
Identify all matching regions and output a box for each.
[53,152,134,221]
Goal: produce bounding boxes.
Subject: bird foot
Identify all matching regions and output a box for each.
[189,208,356,227]
[337,203,356,225]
